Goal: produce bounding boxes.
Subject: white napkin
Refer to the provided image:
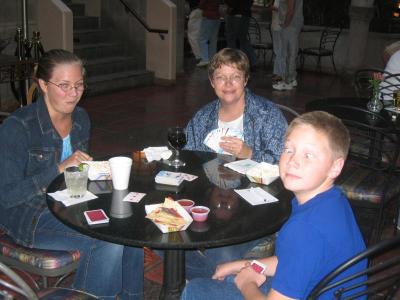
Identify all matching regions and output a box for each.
[234,187,279,205]
[48,189,98,207]
[143,147,173,162]
[224,159,259,175]
[82,161,111,181]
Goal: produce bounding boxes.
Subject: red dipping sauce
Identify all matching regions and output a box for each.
[191,208,208,214]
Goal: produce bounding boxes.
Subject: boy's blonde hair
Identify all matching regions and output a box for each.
[286,111,350,160]
[208,48,250,80]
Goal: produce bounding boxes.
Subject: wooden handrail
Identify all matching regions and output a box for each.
[118,0,168,39]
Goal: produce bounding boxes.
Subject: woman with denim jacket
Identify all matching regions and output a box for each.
[0,49,143,299]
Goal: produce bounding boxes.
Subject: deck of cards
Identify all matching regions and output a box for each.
[204,128,244,154]
[250,260,267,274]
[84,209,109,225]
[155,171,198,186]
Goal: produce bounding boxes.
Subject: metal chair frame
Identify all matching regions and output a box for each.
[247,17,273,66]
[300,27,341,73]
[379,73,400,103]
[307,235,400,300]
[276,104,300,123]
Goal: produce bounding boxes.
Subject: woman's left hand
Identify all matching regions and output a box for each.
[220,136,252,159]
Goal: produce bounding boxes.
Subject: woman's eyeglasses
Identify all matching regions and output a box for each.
[213,74,244,85]
[47,81,87,93]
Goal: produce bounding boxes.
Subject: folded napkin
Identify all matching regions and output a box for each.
[48,189,98,207]
[234,187,278,205]
[143,147,173,162]
[82,161,111,181]
[224,159,259,175]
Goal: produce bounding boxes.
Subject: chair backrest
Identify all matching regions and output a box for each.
[379,73,400,101]
[319,27,341,52]
[276,104,300,123]
[307,235,400,300]
[0,261,39,300]
[248,17,262,44]
[354,68,394,99]
[310,104,398,172]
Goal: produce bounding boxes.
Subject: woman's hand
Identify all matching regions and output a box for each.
[212,260,247,281]
[58,150,93,173]
[220,136,252,159]
[234,265,267,290]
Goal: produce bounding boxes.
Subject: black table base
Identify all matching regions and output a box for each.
[160,250,185,300]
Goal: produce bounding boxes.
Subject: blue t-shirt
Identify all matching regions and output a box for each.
[271,186,367,299]
[61,135,73,162]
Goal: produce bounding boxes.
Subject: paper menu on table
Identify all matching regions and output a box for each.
[234,187,279,205]
[224,159,259,175]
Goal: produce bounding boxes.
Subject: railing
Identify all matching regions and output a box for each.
[118,0,168,39]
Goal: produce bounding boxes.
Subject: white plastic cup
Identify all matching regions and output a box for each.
[109,156,133,190]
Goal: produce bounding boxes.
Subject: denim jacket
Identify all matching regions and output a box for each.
[184,89,287,163]
[0,96,90,246]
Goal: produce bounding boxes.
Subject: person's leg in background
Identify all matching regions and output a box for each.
[285,25,301,86]
[224,14,237,49]
[198,17,213,66]
[187,8,203,61]
[207,19,221,60]
[272,29,284,81]
[236,16,258,68]
[33,210,144,300]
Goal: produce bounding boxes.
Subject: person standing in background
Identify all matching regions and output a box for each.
[270,0,284,82]
[224,0,258,69]
[187,0,202,61]
[272,0,303,91]
[197,0,221,67]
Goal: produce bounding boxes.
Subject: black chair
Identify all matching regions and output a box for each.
[276,104,300,123]
[247,17,273,66]
[379,73,400,103]
[353,68,393,99]
[299,27,341,73]
[306,104,400,245]
[307,235,400,299]
[0,261,99,299]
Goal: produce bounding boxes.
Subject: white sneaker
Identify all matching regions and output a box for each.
[272,81,293,91]
[196,60,209,67]
[289,79,298,87]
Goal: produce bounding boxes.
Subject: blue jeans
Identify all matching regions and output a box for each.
[198,18,221,62]
[185,238,262,279]
[181,275,273,300]
[281,26,302,82]
[33,210,143,300]
[225,15,257,66]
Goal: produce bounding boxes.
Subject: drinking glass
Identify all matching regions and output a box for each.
[65,164,89,198]
[167,126,187,168]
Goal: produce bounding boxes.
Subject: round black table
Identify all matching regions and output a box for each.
[46,150,292,300]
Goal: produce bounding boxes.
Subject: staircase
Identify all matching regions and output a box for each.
[67,2,153,95]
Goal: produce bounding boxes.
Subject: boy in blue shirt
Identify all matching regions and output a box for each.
[181,111,366,300]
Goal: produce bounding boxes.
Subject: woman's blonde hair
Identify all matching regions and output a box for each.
[208,48,250,80]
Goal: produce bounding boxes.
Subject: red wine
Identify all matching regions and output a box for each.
[168,132,187,150]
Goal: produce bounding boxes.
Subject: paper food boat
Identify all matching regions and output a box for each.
[83,161,112,181]
[246,162,279,185]
[145,200,193,233]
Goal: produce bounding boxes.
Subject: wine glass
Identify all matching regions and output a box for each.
[167,126,187,168]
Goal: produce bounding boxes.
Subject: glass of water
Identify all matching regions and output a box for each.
[64,164,89,198]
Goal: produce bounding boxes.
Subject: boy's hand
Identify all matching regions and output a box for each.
[219,136,252,159]
[212,260,247,281]
[58,150,93,173]
[234,265,267,290]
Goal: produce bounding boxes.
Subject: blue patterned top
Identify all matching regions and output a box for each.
[184,89,287,163]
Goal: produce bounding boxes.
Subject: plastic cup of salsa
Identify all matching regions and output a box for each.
[177,199,195,213]
[190,206,210,222]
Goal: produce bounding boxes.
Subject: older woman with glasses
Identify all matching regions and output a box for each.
[185,48,287,163]
[0,49,144,299]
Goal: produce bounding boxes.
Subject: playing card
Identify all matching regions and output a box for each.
[84,209,109,225]
[250,260,267,274]
[180,173,198,182]
[203,128,244,154]
[123,192,146,203]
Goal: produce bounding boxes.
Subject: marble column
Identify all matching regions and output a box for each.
[344,2,374,73]
[171,0,185,74]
